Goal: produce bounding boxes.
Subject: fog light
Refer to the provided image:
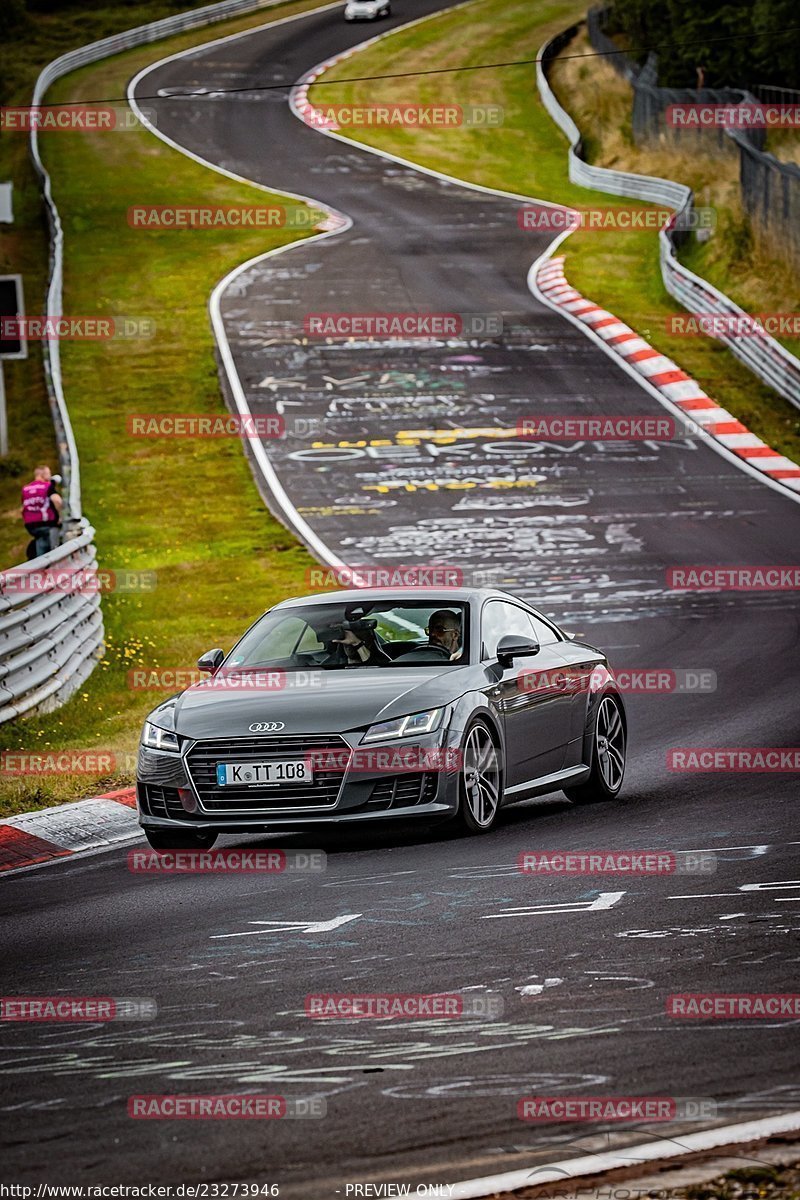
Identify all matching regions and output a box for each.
[178,788,197,813]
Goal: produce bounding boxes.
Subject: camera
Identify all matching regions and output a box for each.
[341,618,377,637]
[317,618,377,644]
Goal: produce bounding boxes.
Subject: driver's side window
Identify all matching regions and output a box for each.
[481,602,538,660]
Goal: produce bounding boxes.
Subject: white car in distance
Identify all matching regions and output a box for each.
[345,0,391,19]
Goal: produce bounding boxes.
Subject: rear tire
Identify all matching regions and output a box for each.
[452,718,502,835]
[144,828,218,851]
[564,693,626,804]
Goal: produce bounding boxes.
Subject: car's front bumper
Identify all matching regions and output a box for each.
[136,727,461,831]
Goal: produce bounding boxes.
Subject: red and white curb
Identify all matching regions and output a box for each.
[291,54,357,229]
[0,788,139,876]
[293,56,351,132]
[534,256,800,494]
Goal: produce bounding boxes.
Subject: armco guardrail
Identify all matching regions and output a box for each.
[8,0,287,725]
[0,521,104,723]
[536,25,800,413]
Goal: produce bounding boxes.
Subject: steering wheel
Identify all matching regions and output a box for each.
[394,644,451,664]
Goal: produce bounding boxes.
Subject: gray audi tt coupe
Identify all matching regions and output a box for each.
[136,587,626,849]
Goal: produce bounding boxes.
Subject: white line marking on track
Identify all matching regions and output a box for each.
[670,893,743,899]
[482,892,625,919]
[211,913,361,939]
[449,1111,800,1200]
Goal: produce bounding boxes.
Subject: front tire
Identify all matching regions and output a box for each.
[453,719,502,834]
[144,828,218,851]
[564,693,626,804]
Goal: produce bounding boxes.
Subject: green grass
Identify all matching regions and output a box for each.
[309,0,800,463]
[0,0,243,569]
[0,0,338,817]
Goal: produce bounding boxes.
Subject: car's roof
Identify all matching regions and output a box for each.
[274,587,528,608]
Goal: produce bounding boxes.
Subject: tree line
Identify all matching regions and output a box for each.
[605,0,800,90]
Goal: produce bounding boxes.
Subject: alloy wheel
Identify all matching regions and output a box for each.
[595,696,625,792]
[462,723,501,827]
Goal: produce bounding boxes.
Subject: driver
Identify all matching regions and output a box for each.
[426,609,462,661]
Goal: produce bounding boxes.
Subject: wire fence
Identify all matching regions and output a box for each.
[587,6,800,265]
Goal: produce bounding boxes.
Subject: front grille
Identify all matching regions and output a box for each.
[185,734,349,815]
[367,773,437,811]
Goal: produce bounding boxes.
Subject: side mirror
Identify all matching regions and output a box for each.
[497,634,540,667]
[197,648,224,675]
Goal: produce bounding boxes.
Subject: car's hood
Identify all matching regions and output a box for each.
[159,667,472,740]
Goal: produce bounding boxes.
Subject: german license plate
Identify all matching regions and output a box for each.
[216,760,313,787]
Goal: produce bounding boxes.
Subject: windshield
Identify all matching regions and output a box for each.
[226,600,469,671]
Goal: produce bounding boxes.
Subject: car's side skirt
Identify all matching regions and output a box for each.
[502,764,591,804]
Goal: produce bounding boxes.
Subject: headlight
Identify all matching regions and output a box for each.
[362,708,443,743]
[141,721,180,753]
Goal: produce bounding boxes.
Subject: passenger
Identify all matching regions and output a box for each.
[330,623,391,667]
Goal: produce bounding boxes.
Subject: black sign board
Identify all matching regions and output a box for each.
[0,275,26,359]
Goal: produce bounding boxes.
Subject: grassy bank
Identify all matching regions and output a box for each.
[0,0,246,568]
[0,0,334,816]
[309,0,800,463]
